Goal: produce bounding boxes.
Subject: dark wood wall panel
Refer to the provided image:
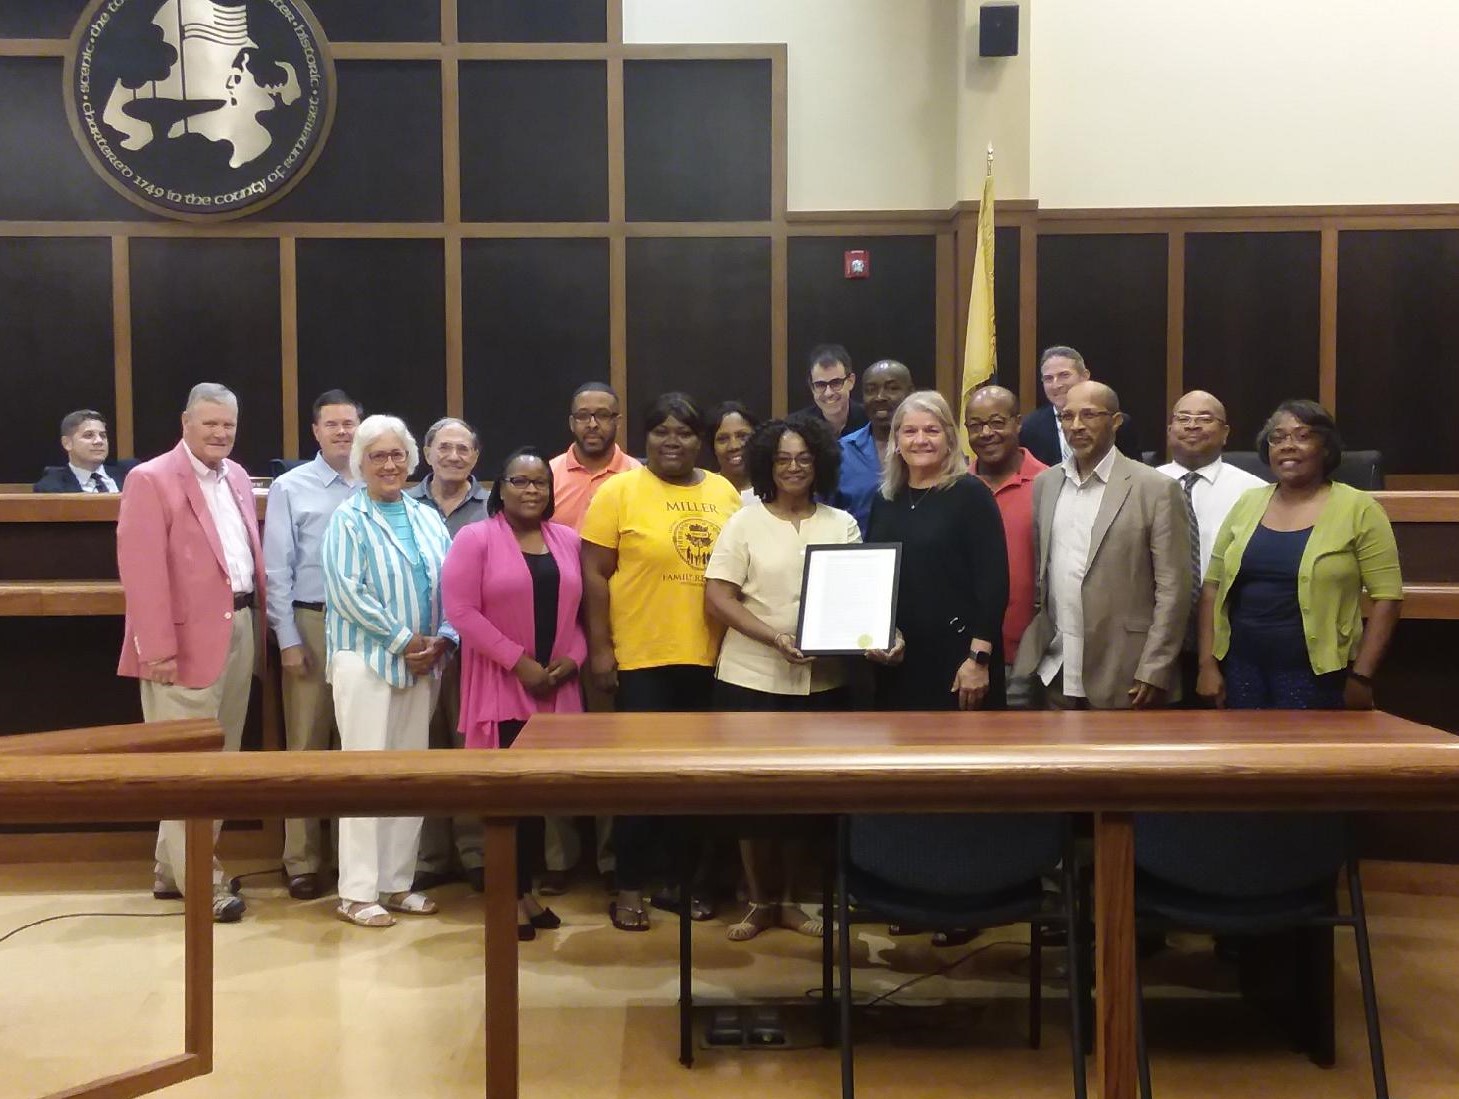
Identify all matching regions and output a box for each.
[0,59,152,223]
[460,0,608,43]
[130,239,282,471]
[1184,232,1321,452]
[297,239,445,475]
[460,61,608,223]
[625,237,772,444]
[993,225,1021,393]
[1036,234,1167,455]
[260,62,443,223]
[0,618,139,735]
[306,0,439,42]
[1,238,114,484]
[0,1,86,38]
[462,238,610,474]
[785,235,937,411]
[1337,230,1459,473]
[625,60,772,223]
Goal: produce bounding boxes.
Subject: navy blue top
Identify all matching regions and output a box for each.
[1229,524,1312,659]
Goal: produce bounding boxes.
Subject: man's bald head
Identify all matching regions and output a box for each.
[966,384,1018,417]
[864,359,912,386]
[1168,389,1231,469]
[1067,380,1120,413]
[1060,380,1123,469]
[964,385,1023,471]
[862,359,914,434]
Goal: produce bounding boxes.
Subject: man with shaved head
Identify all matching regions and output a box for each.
[1014,380,1191,709]
[1156,390,1267,701]
[966,384,1047,707]
[835,358,913,535]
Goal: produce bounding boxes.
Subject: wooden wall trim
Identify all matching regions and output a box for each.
[111,236,134,460]
[0,40,66,57]
[1165,231,1184,421]
[279,239,299,459]
[1319,225,1338,414]
[770,234,787,417]
[935,232,956,407]
[1374,491,1459,523]
[441,0,458,47]
[607,0,624,46]
[444,239,463,419]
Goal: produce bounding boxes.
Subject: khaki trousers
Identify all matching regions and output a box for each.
[145,611,255,892]
[280,607,336,876]
[416,658,484,874]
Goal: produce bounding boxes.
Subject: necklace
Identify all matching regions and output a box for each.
[908,486,935,510]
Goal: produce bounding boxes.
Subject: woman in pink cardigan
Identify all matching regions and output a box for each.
[441,447,587,940]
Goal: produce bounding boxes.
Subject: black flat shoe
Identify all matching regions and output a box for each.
[517,922,536,942]
[529,907,561,930]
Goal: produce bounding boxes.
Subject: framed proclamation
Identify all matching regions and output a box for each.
[794,543,901,656]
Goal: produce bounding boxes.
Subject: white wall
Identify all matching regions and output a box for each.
[624,0,958,212]
[1030,0,1459,207]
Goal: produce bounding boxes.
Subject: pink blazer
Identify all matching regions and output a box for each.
[116,441,266,689]
[441,513,586,748]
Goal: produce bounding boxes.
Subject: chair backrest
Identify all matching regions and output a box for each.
[1134,812,1346,898]
[1221,450,1384,490]
[849,813,1063,898]
[269,458,310,479]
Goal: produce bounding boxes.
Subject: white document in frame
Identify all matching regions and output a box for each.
[796,543,900,654]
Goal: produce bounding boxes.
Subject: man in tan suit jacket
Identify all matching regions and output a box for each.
[1013,381,1191,709]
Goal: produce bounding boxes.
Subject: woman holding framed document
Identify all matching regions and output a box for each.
[867,391,1009,711]
[704,412,860,940]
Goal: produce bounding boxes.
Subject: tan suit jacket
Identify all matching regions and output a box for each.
[1013,450,1191,708]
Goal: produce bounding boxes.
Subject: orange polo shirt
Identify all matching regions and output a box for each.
[977,447,1047,661]
[548,444,641,531]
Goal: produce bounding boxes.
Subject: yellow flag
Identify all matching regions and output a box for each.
[958,167,996,456]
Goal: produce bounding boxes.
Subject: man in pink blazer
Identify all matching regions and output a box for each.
[117,383,266,923]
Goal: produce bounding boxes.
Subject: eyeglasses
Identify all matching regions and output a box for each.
[571,411,619,426]
[810,376,850,395]
[1267,428,1317,446]
[503,476,550,490]
[964,415,1013,433]
[432,442,476,457]
[1055,409,1114,427]
[1172,413,1225,428]
[773,453,815,468]
[365,450,408,466]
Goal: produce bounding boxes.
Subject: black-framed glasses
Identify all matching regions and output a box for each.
[1055,409,1114,427]
[571,411,619,426]
[810,376,850,394]
[1267,428,1317,446]
[773,453,815,468]
[503,475,550,490]
[965,415,1013,433]
[365,450,408,466]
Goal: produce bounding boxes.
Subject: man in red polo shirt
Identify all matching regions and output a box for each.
[966,385,1047,708]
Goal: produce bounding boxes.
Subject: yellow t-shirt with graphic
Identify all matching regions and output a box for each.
[581,466,743,671]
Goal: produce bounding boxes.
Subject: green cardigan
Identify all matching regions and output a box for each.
[1206,482,1403,674]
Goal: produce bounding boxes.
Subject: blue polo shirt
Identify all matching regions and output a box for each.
[834,424,883,536]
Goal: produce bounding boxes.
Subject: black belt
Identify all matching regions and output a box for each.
[292,600,325,612]
[233,591,255,610]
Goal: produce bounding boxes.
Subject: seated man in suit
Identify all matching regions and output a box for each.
[1014,381,1190,710]
[33,409,131,493]
[1019,346,1141,466]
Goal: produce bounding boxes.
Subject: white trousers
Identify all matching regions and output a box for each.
[331,651,435,904]
[144,612,255,892]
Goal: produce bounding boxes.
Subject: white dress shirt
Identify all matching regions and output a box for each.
[1155,457,1267,576]
[1037,445,1118,697]
[185,447,255,594]
[71,463,117,493]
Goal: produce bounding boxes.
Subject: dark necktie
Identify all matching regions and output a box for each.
[90,472,110,494]
[1180,471,1202,645]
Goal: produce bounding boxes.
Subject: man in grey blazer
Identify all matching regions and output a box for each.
[1014,381,1190,709]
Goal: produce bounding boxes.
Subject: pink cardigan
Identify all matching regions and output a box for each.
[441,513,586,748]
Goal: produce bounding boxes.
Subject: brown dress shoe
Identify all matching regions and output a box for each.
[287,873,321,900]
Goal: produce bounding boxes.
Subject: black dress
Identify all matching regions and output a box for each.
[866,475,1009,710]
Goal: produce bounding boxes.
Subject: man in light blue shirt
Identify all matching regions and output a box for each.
[834,359,912,535]
[263,389,362,900]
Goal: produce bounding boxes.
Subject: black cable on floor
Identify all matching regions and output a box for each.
[808,937,1030,1007]
[0,911,183,946]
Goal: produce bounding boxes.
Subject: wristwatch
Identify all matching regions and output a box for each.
[968,650,991,667]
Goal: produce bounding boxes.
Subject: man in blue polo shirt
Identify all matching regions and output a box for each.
[835,359,913,535]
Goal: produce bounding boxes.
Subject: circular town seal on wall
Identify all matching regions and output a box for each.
[64,0,335,220]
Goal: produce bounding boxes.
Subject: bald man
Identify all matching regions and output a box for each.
[1014,381,1190,709]
[835,358,913,535]
[966,385,1047,708]
[1157,390,1267,702]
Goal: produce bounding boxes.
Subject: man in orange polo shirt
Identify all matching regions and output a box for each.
[545,381,638,892]
[966,385,1047,709]
[549,382,640,531]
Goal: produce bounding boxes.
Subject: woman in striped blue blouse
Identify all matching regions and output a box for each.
[323,415,457,928]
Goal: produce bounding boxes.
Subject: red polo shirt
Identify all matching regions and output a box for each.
[977,447,1047,661]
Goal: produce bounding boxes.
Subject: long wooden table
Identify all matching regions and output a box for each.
[2,709,1459,1099]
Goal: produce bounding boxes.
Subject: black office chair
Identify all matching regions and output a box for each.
[1131,812,1387,1099]
[836,813,1087,1099]
[268,457,310,479]
[1223,450,1384,490]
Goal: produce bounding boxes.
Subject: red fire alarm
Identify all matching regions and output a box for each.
[844,249,870,279]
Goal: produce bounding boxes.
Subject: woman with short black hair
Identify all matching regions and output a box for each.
[708,401,760,502]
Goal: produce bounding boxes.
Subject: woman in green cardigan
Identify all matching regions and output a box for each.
[1196,400,1402,710]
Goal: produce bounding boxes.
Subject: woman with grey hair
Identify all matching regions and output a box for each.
[323,414,457,927]
[866,390,1008,711]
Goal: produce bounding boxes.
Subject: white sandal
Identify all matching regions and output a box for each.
[727,901,778,942]
[381,890,438,915]
[336,901,394,928]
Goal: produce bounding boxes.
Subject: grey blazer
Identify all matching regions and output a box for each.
[1013,450,1191,708]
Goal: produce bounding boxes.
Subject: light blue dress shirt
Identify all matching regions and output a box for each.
[264,453,359,650]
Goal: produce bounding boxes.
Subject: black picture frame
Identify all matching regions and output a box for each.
[794,542,901,656]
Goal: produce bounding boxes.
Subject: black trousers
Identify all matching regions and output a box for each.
[499,720,540,898]
[612,666,714,891]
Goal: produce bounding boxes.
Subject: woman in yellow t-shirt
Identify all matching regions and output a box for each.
[581,391,742,932]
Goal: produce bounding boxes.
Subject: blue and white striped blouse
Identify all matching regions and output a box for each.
[322,490,457,688]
